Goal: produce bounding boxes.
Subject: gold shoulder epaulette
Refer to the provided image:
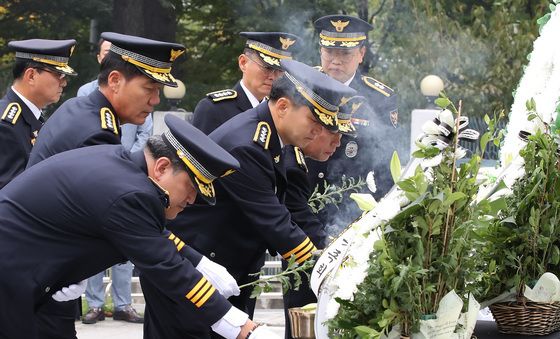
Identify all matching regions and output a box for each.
[206,89,237,102]
[1,102,22,125]
[361,76,394,97]
[99,107,119,135]
[253,121,271,150]
[294,147,308,172]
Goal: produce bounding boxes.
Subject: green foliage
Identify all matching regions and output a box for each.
[476,128,560,300]
[308,175,366,213]
[0,0,113,113]
[1,0,550,119]
[239,255,315,298]
[329,98,504,338]
[371,0,549,124]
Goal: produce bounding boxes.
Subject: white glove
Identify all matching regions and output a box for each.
[52,279,87,302]
[196,256,240,298]
[211,306,248,339]
[248,325,282,339]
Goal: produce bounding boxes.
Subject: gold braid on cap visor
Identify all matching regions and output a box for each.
[15,52,70,67]
[163,130,216,185]
[110,44,173,73]
[284,72,338,127]
[246,40,293,60]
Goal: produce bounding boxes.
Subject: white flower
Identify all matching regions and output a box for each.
[501,7,560,163]
[366,171,377,193]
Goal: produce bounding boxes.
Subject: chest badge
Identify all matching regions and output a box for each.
[345,141,358,158]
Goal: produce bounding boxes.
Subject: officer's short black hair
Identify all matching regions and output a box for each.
[268,74,308,107]
[12,59,47,80]
[96,38,106,54]
[97,51,144,86]
[146,135,184,172]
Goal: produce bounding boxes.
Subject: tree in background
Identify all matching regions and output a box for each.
[0,0,551,123]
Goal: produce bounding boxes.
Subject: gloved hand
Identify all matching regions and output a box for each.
[247,325,282,339]
[196,256,240,298]
[52,279,87,302]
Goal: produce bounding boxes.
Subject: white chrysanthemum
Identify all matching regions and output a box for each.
[501,7,560,163]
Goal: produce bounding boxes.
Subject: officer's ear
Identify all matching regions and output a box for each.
[152,157,173,180]
[274,97,291,118]
[23,67,39,84]
[357,46,366,63]
[238,54,249,72]
[107,70,124,93]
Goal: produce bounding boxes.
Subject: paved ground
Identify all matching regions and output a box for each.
[76,305,285,339]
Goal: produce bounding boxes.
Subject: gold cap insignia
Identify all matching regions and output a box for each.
[331,20,350,32]
[339,96,351,106]
[170,49,185,62]
[279,37,296,50]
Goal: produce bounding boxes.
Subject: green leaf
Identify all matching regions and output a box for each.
[435,97,451,109]
[354,325,380,338]
[390,151,402,185]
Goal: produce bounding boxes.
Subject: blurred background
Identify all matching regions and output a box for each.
[0,0,551,121]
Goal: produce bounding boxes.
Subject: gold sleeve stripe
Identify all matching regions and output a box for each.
[168,233,176,240]
[186,277,208,300]
[195,286,216,308]
[173,237,180,245]
[190,281,212,304]
[294,242,316,260]
[177,241,185,252]
[296,251,313,264]
[282,237,311,259]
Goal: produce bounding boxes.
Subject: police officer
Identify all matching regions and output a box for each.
[154,59,355,338]
[309,14,407,229]
[28,32,183,167]
[191,31,300,134]
[0,39,76,188]
[24,32,237,339]
[0,115,283,339]
[282,96,364,339]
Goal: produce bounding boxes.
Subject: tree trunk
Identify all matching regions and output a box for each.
[112,0,176,41]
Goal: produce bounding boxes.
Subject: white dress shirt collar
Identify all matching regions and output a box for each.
[11,86,42,120]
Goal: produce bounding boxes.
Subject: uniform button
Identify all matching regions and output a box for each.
[318,172,324,179]
[210,252,216,258]
[45,286,50,293]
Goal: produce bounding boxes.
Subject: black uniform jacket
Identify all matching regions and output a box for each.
[191,81,252,134]
[0,146,230,339]
[0,88,42,188]
[27,89,122,167]
[168,101,316,280]
[284,146,327,249]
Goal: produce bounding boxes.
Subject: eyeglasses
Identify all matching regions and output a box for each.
[246,54,284,77]
[36,68,67,80]
[320,48,358,63]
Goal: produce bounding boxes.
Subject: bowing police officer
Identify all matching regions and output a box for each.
[308,14,407,228]
[0,115,280,339]
[282,96,364,339]
[24,33,238,339]
[156,59,355,338]
[191,31,301,134]
[0,39,76,188]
